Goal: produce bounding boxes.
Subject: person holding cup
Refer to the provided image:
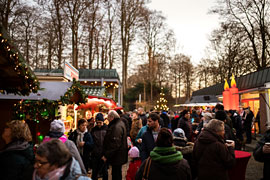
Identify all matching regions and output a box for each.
[193,119,236,180]
[253,129,270,180]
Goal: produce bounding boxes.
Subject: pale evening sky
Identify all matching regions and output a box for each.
[147,0,220,64]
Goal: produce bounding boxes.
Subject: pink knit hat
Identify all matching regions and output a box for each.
[128,146,140,158]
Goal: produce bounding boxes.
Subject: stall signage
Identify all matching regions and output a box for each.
[64,62,79,81]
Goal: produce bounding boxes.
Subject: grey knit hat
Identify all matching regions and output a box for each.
[50,119,65,133]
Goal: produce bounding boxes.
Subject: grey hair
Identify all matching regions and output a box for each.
[205,119,224,133]
[108,110,120,119]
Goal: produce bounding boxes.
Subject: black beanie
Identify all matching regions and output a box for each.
[96,113,104,122]
[215,110,227,121]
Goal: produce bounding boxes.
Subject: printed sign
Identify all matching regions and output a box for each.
[64,62,79,81]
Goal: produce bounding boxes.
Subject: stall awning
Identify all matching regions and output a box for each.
[174,102,221,107]
[0,81,72,100]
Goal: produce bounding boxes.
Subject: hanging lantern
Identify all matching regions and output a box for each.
[229,74,239,110]
[223,79,231,110]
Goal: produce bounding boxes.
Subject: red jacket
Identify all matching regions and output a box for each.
[126,159,141,180]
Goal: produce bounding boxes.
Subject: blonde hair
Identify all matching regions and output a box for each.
[6,120,32,142]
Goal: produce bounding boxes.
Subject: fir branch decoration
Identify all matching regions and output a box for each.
[60,79,87,105]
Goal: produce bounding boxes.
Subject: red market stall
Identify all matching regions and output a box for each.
[75,96,118,113]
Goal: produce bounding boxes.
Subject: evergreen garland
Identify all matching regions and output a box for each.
[0,25,39,95]
[13,99,60,123]
[60,79,87,105]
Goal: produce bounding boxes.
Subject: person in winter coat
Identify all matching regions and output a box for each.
[130,110,143,144]
[173,128,194,165]
[69,119,94,172]
[33,139,90,180]
[138,107,148,126]
[141,113,161,161]
[85,110,95,133]
[243,107,254,144]
[177,110,192,142]
[193,119,236,180]
[160,111,170,128]
[215,110,236,142]
[0,120,34,180]
[126,146,142,180]
[135,128,191,180]
[91,113,108,180]
[253,128,270,180]
[43,119,86,174]
[102,110,128,180]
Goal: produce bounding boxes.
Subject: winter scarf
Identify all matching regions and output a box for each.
[150,146,183,164]
[76,129,87,155]
[32,164,67,180]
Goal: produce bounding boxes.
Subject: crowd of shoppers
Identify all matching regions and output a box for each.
[1,103,263,180]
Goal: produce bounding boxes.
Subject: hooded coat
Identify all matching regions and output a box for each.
[193,128,235,180]
[135,146,191,180]
[0,140,34,180]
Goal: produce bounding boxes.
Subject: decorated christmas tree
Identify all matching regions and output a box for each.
[154,87,169,111]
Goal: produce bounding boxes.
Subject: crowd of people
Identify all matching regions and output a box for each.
[0,104,269,180]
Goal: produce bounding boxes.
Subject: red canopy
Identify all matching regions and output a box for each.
[75,96,118,113]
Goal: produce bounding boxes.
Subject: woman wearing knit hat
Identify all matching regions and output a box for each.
[43,119,87,175]
[135,128,191,180]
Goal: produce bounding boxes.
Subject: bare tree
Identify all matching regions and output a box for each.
[62,0,91,68]
[0,0,21,30]
[211,0,270,70]
[117,0,145,94]
[140,9,167,102]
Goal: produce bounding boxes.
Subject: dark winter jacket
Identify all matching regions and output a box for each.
[135,146,191,180]
[193,128,236,180]
[253,129,270,180]
[160,113,170,128]
[91,124,108,158]
[68,130,94,170]
[139,114,148,126]
[141,127,156,161]
[174,138,194,165]
[103,117,128,166]
[177,117,192,142]
[0,140,34,180]
[120,114,131,136]
[224,124,236,141]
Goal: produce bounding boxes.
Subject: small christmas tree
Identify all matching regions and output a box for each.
[154,88,169,111]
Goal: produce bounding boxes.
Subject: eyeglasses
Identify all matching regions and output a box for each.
[35,160,49,168]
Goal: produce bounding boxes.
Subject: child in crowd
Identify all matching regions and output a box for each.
[126,146,141,180]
